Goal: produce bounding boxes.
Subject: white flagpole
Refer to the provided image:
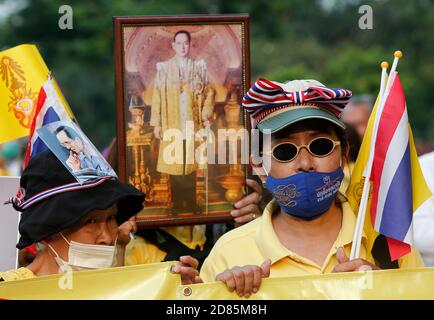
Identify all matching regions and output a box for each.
[379,61,389,102]
[349,51,403,260]
[389,50,403,79]
[349,61,388,260]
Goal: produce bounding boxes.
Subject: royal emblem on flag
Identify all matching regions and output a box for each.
[0,56,38,128]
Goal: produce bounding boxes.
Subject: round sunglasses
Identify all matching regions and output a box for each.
[267,137,341,162]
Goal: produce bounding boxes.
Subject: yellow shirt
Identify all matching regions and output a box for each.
[125,236,167,265]
[200,199,424,282]
[0,267,35,282]
[161,225,207,251]
[125,225,207,265]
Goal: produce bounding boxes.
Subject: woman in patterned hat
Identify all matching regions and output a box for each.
[199,78,424,297]
[0,150,200,285]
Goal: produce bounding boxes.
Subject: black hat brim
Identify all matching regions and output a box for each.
[17,179,144,249]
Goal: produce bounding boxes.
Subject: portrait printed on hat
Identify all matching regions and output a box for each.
[36,120,117,183]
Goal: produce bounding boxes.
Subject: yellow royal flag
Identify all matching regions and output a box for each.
[345,92,432,254]
[179,267,434,300]
[0,262,180,300]
[0,44,73,144]
[346,94,381,252]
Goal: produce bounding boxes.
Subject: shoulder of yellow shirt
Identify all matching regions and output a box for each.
[398,248,425,268]
[203,204,424,271]
[125,235,167,265]
[0,267,35,282]
[206,217,261,255]
[125,226,207,265]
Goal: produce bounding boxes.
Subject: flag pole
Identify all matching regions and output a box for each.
[349,61,389,260]
[379,61,389,102]
[348,60,385,259]
[349,54,402,259]
[389,50,403,79]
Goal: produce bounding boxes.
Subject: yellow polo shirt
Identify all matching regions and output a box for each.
[161,225,207,250]
[125,225,207,265]
[125,236,167,265]
[200,199,424,282]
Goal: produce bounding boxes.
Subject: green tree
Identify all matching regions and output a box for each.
[1,0,433,146]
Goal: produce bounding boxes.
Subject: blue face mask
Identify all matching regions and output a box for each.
[265,167,344,220]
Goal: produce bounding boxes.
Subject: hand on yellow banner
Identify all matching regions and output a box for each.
[215,259,271,298]
[332,247,379,272]
[172,255,203,285]
[117,217,137,246]
[230,179,262,225]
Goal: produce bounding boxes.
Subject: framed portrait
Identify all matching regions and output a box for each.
[114,14,250,227]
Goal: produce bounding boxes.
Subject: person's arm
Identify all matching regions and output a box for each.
[197,60,214,126]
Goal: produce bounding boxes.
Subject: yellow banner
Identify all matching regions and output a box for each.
[179,267,434,300]
[3,263,433,300]
[0,44,74,144]
[0,262,180,300]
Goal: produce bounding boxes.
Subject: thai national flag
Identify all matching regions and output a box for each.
[369,72,426,260]
[24,79,71,167]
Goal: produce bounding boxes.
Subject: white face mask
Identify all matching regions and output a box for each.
[48,233,118,271]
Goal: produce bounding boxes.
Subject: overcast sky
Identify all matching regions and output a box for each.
[0,0,27,24]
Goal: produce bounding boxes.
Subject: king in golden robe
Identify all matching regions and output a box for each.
[150,30,214,212]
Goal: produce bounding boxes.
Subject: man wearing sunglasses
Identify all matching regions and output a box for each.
[199,78,423,298]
